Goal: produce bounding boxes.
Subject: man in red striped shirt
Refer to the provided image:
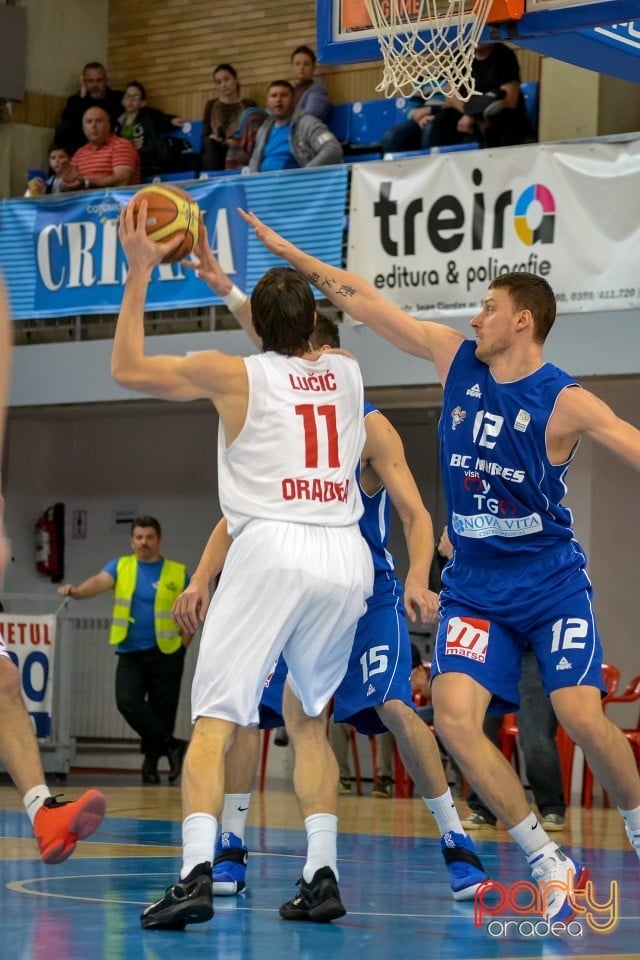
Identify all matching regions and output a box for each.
[62,106,140,191]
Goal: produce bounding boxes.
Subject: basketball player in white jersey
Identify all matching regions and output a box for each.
[0,276,106,865]
[170,241,489,906]
[113,199,373,930]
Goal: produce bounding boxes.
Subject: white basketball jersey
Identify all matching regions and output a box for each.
[219,351,366,534]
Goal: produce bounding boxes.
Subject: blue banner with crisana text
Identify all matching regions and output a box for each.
[0,166,348,319]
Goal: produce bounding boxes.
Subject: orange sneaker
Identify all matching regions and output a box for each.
[34,789,106,864]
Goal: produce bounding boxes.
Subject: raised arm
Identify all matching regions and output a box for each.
[171,517,233,633]
[185,223,258,347]
[362,410,439,624]
[238,209,463,385]
[550,385,640,472]
[112,199,246,403]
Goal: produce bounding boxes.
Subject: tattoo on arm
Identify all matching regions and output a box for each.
[306,271,356,300]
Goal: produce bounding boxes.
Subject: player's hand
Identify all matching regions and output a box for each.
[57,584,75,597]
[183,218,231,296]
[119,198,184,272]
[238,209,290,259]
[404,579,440,625]
[171,578,210,634]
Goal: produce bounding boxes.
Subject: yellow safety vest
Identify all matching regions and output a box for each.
[109,555,187,654]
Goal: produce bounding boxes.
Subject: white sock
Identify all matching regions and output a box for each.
[181,813,217,879]
[23,784,52,826]
[508,811,550,857]
[425,789,464,837]
[303,813,338,883]
[221,793,251,842]
[618,803,640,850]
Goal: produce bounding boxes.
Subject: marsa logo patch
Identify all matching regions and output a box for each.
[445,616,490,663]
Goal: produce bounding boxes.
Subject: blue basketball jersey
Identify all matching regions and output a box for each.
[439,339,582,561]
[358,402,394,575]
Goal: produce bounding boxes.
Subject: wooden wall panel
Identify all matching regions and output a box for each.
[106,1,541,121]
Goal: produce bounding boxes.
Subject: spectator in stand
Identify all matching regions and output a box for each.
[429,42,529,149]
[381,89,443,155]
[200,64,259,172]
[291,45,330,122]
[381,42,529,153]
[249,80,342,173]
[115,81,184,179]
[45,144,71,194]
[61,106,140,191]
[55,61,124,155]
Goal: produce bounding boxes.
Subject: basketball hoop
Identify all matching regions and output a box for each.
[363,0,496,100]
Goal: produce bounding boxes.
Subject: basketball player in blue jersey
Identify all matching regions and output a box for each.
[172,241,489,910]
[240,210,640,922]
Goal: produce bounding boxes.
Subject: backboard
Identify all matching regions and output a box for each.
[317,0,640,80]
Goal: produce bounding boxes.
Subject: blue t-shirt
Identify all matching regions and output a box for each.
[259,122,299,171]
[103,557,189,654]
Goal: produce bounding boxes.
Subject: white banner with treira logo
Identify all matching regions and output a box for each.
[347,138,640,317]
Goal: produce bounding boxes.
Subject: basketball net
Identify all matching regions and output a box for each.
[363,0,495,100]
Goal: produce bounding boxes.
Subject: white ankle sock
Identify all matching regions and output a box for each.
[618,803,640,851]
[303,813,338,882]
[508,811,550,857]
[425,789,464,836]
[181,813,217,879]
[23,784,52,826]
[221,793,251,843]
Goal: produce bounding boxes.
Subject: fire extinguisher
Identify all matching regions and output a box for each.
[35,502,65,582]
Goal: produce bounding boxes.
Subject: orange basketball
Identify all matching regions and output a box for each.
[131,184,200,263]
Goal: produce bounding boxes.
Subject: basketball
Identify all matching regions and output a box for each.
[131,185,200,263]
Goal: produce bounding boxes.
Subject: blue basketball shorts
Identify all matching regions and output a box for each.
[432,550,605,714]
[258,654,287,729]
[333,571,414,735]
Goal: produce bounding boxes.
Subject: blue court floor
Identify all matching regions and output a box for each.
[1,806,639,960]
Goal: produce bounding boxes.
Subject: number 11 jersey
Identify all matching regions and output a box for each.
[218,351,366,535]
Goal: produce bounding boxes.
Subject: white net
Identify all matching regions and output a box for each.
[363,0,495,100]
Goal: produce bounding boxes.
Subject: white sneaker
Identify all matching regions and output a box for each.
[527,842,589,921]
[624,822,640,858]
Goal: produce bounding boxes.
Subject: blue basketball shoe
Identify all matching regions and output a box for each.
[213,831,248,896]
[440,831,489,901]
[527,841,589,921]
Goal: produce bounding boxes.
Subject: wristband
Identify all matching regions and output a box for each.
[84,178,90,189]
[222,283,248,312]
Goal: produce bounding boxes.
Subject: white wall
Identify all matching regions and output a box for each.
[5,378,640,702]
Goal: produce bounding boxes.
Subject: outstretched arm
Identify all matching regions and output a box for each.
[238,209,463,385]
[171,518,233,633]
[112,199,244,401]
[362,411,439,624]
[184,223,258,347]
[551,385,640,472]
[57,571,115,599]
